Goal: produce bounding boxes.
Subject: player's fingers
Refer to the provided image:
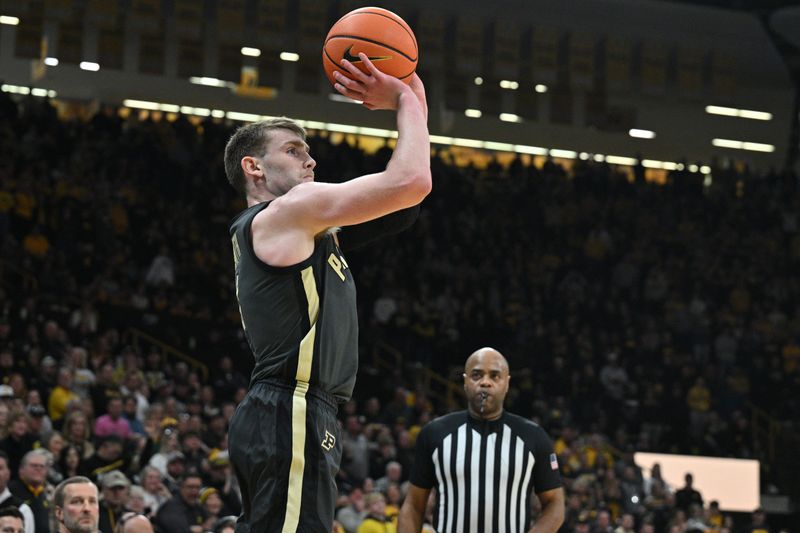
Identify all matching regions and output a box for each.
[339,58,370,82]
[333,71,364,92]
[333,81,364,101]
[357,53,383,77]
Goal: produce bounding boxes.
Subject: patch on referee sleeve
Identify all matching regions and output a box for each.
[550,453,559,470]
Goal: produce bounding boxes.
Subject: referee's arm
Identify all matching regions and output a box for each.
[398,483,431,533]
[529,487,565,533]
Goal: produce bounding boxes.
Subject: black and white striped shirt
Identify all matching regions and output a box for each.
[409,410,562,533]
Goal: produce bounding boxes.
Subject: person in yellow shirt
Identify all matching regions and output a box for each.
[686,377,711,439]
[22,226,50,258]
[48,367,80,424]
[357,493,396,533]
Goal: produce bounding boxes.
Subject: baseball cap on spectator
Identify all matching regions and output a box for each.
[0,384,13,398]
[27,404,46,417]
[102,470,131,489]
[161,417,179,429]
[166,451,185,464]
[199,487,218,505]
[214,516,237,533]
[41,356,57,367]
[208,449,229,468]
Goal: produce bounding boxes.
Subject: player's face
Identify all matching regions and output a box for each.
[56,482,100,533]
[463,349,510,420]
[260,129,316,196]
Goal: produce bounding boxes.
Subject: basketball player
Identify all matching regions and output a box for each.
[224,54,431,533]
[398,348,565,533]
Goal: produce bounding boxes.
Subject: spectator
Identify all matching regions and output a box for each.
[357,492,395,533]
[341,416,370,487]
[121,397,145,436]
[64,348,94,400]
[97,470,130,533]
[594,509,614,533]
[26,407,51,442]
[81,436,127,484]
[0,451,35,533]
[201,451,240,518]
[374,461,402,494]
[126,485,147,516]
[8,450,50,533]
[744,507,770,533]
[614,513,635,533]
[674,473,703,513]
[643,463,671,497]
[89,364,119,418]
[94,397,131,440]
[0,411,36,476]
[153,473,206,533]
[118,511,154,533]
[147,428,181,477]
[60,412,94,462]
[335,488,366,533]
[137,466,170,517]
[55,446,81,482]
[0,506,25,533]
[199,488,223,531]
[212,516,236,533]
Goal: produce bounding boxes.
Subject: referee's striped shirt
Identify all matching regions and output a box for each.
[409,410,562,533]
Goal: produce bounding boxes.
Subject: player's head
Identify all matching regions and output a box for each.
[224,118,312,197]
[463,347,510,420]
[54,476,100,533]
[0,506,24,533]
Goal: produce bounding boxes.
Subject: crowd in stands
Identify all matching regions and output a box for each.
[0,89,798,533]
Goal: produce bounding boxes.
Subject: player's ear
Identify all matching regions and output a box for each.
[241,156,263,177]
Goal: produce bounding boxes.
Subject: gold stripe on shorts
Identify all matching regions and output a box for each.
[282,265,319,533]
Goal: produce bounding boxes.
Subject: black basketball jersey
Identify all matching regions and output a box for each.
[409,410,562,533]
[229,202,358,402]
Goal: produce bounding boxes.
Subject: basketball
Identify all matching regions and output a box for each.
[322,7,418,87]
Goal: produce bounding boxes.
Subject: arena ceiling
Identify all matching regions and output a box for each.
[658,0,800,10]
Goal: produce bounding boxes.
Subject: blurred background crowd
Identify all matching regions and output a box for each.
[0,90,798,533]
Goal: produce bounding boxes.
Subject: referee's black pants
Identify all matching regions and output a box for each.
[229,378,342,533]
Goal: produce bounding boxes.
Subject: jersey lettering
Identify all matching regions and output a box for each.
[327,252,348,281]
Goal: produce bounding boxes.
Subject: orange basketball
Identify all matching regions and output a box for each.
[322,7,418,87]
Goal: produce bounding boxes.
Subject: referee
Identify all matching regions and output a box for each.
[398,348,565,533]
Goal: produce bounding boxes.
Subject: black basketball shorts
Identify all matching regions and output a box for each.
[228,378,342,533]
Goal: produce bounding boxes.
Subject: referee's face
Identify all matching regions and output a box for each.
[463,348,510,420]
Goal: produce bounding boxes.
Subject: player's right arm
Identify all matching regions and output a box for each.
[254,55,430,265]
[398,483,431,533]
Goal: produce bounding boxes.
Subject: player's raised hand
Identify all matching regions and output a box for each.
[333,52,411,111]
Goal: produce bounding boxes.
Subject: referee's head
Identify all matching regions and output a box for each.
[463,347,510,421]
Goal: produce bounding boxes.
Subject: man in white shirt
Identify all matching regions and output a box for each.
[0,452,34,533]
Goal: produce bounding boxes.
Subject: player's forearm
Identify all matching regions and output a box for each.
[385,90,431,203]
[529,502,565,533]
[397,503,425,533]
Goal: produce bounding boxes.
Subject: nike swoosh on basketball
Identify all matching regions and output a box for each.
[342,45,392,63]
